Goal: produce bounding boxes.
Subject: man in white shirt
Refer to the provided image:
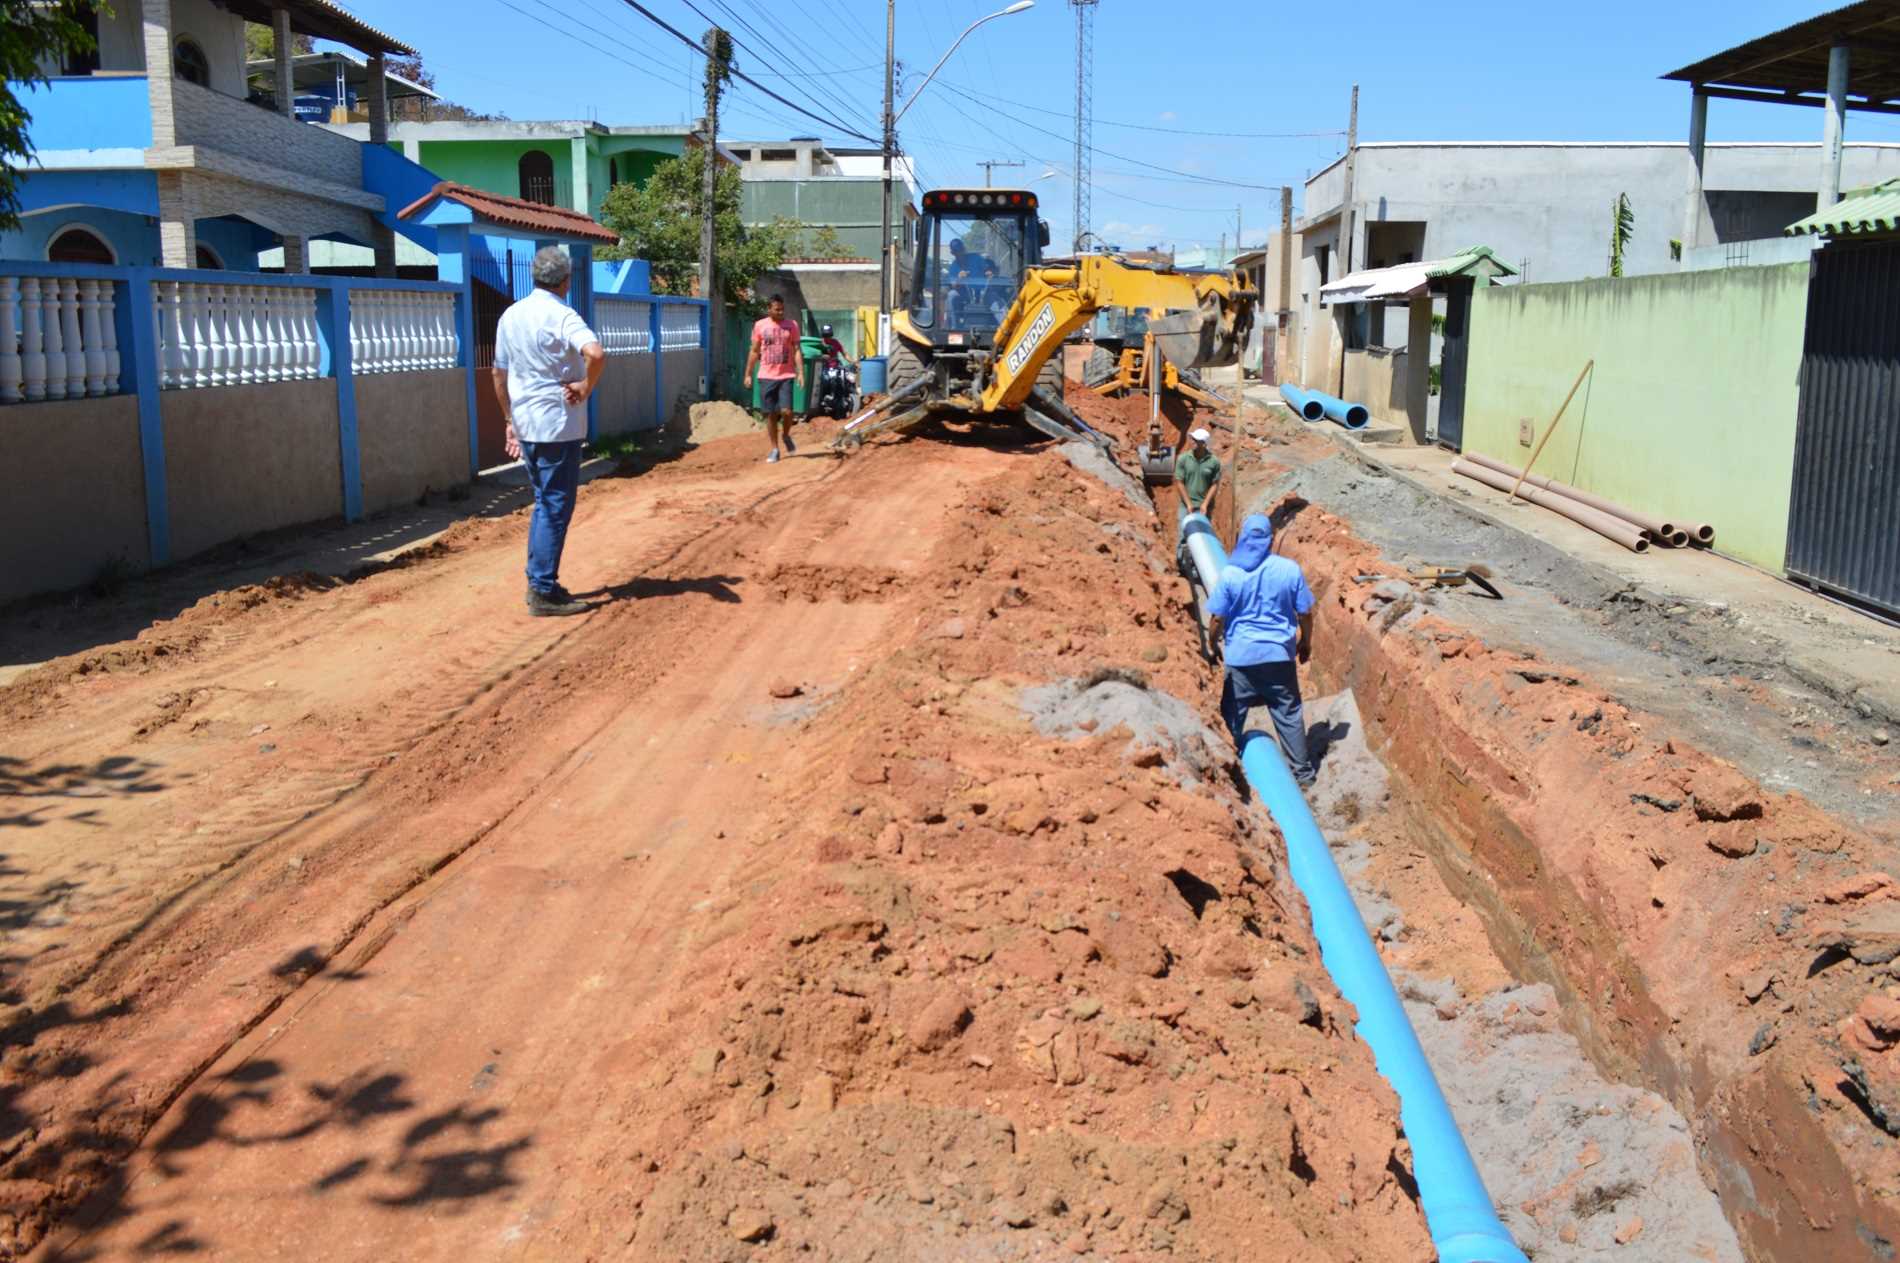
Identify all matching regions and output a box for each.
[494,247,606,617]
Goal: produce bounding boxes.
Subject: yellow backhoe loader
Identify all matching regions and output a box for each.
[835,187,1254,458]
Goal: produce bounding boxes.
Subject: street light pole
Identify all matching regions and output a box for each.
[879,1,1032,346]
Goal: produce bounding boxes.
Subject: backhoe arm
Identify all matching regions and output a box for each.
[978,257,1256,414]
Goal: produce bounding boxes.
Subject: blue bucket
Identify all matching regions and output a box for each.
[859,355,888,395]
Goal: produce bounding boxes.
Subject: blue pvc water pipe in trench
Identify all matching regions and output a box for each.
[1181,511,1528,1263]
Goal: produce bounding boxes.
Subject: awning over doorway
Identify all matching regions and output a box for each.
[1319,245,1517,306]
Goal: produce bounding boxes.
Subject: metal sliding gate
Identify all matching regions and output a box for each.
[1785,237,1900,618]
[470,247,534,469]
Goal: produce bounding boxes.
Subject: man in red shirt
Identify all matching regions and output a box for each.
[743,294,804,464]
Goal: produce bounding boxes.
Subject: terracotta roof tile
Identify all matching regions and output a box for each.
[397,181,620,246]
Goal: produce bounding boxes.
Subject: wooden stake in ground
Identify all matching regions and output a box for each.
[1509,359,1594,502]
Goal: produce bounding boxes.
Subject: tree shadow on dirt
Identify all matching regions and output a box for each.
[44,1056,533,1260]
[0,755,171,831]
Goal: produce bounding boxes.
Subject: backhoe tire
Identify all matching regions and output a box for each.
[887,339,928,395]
[1036,351,1065,402]
[1082,346,1118,389]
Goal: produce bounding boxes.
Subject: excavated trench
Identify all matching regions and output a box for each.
[1068,385,1896,1263]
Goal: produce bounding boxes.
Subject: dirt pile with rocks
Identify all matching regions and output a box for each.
[604,433,1433,1259]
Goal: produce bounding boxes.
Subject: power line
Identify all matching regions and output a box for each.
[612,0,879,142]
[941,78,1347,140]
[691,0,882,139]
[938,80,1290,191]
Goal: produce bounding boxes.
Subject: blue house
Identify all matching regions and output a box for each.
[3,0,441,274]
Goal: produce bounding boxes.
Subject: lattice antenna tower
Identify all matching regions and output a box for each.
[1071,0,1098,253]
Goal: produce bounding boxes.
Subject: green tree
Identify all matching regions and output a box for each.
[598,147,803,307]
[1608,192,1634,278]
[1,0,104,230]
[244,20,314,64]
[803,224,861,259]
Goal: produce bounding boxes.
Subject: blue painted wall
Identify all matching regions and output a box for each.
[2,205,275,271]
[594,257,651,295]
[18,75,152,152]
[15,169,159,220]
[362,142,444,255]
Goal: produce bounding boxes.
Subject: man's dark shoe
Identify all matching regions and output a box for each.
[526,586,588,617]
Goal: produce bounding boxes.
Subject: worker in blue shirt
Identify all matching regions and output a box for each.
[1206,513,1317,787]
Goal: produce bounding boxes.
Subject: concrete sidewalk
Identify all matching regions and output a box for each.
[1244,384,1900,731]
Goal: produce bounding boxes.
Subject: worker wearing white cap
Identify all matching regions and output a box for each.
[1175,427,1221,516]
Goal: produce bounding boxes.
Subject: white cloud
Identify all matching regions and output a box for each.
[1158,111,1177,122]
[1102,219,1166,240]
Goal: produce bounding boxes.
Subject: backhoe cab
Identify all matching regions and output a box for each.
[837,186,1254,456]
[906,189,1049,351]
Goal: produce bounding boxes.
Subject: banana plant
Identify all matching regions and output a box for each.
[1609,193,1635,277]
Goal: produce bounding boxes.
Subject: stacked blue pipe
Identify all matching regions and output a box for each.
[1278,382,1326,421]
[1181,512,1528,1263]
[1280,382,1370,430]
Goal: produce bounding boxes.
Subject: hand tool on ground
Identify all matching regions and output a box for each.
[1407,563,1504,599]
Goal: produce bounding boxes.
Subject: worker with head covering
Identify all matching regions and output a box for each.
[1206,513,1317,788]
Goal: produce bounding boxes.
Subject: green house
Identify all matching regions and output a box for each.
[322,120,710,221]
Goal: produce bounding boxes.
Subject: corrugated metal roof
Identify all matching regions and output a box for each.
[220,0,416,55]
[1660,1,1900,94]
[1319,246,1517,305]
[1785,179,1900,237]
[398,182,620,245]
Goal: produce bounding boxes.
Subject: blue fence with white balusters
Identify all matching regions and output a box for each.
[0,260,472,600]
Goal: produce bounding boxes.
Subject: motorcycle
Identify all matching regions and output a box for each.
[811,356,858,420]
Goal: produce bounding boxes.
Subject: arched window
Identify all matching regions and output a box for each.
[195,244,223,271]
[174,38,210,87]
[46,226,116,265]
[518,151,556,206]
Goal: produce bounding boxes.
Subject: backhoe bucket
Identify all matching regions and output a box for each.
[1150,286,1254,373]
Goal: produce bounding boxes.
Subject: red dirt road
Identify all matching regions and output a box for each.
[2,417,1427,1261]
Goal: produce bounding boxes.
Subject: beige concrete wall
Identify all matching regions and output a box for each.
[162,379,342,560]
[1343,347,1410,430]
[355,369,470,515]
[0,396,149,602]
[595,355,658,437]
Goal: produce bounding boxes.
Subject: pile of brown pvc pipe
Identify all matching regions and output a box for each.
[1451,455,1716,554]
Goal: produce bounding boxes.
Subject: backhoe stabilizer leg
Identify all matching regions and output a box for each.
[1027,386,1115,453]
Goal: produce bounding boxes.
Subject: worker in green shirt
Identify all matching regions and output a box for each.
[1176,427,1221,514]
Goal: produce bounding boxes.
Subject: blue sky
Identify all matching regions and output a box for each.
[329,0,1899,250]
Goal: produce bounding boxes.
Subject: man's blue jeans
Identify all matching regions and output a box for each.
[520,439,581,594]
[1221,659,1315,786]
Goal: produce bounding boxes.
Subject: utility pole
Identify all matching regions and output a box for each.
[879,0,896,339]
[1069,0,1098,253]
[1278,184,1292,379]
[1339,83,1359,274]
[1335,83,1358,395]
[979,158,1025,187]
[700,27,731,397]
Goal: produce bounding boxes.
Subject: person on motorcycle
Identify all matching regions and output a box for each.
[807,324,858,420]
